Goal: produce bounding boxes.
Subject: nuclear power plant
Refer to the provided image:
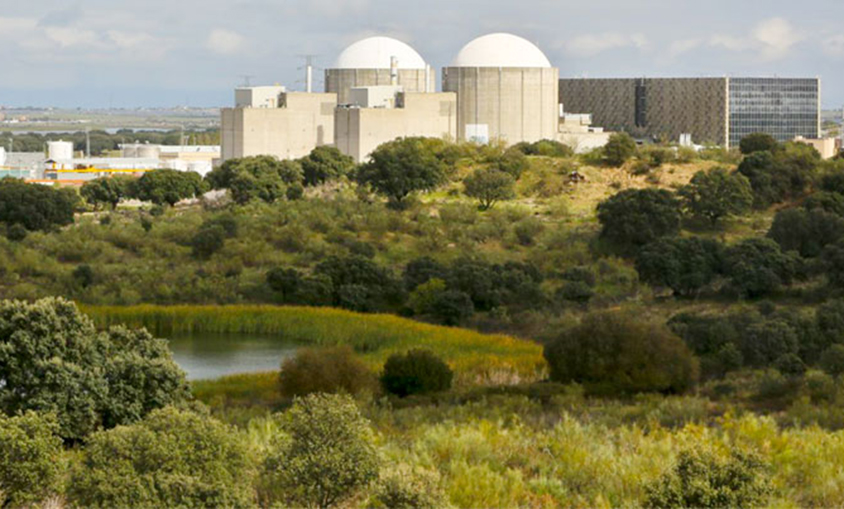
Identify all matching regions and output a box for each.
[220,32,823,163]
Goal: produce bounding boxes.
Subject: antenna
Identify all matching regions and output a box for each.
[297,55,319,93]
[238,75,255,87]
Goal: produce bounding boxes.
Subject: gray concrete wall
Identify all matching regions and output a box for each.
[442,67,559,145]
[221,92,337,161]
[325,69,434,104]
[335,92,457,162]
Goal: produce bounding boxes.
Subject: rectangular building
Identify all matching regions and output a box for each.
[335,90,457,163]
[221,91,336,161]
[559,77,820,148]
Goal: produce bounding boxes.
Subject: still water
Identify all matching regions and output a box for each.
[166,332,300,381]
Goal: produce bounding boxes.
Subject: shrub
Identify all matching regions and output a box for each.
[5,223,26,241]
[604,132,637,166]
[370,465,446,509]
[0,298,188,440]
[494,148,530,178]
[768,208,844,258]
[463,168,516,210]
[357,137,448,207]
[73,263,95,288]
[644,447,772,508]
[636,237,724,296]
[403,257,449,292]
[544,311,699,395]
[191,224,226,259]
[262,394,379,508]
[429,290,474,325]
[775,353,807,376]
[678,168,753,225]
[556,281,594,305]
[81,175,135,210]
[0,412,63,507]
[0,177,75,231]
[381,349,454,397]
[597,188,682,252]
[821,344,844,376]
[739,132,779,155]
[301,146,356,186]
[131,169,206,206]
[206,155,301,204]
[315,255,401,312]
[724,238,801,298]
[279,346,376,398]
[69,406,255,507]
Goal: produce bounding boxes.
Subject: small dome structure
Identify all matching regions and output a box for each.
[451,33,552,68]
[334,36,427,70]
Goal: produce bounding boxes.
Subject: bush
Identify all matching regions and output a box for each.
[597,188,682,253]
[604,132,637,166]
[678,168,753,225]
[636,237,724,296]
[556,281,594,305]
[301,146,356,186]
[494,148,530,179]
[544,311,699,395]
[463,168,516,210]
[724,238,801,298]
[381,349,454,397]
[5,223,26,241]
[315,255,402,312]
[768,208,844,258]
[775,353,807,376]
[191,224,226,259]
[262,394,379,508]
[0,412,63,507]
[279,346,376,398]
[0,298,188,440]
[370,465,446,509]
[821,344,844,376]
[403,257,449,292]
[0,177,75,231]
[645,447,772,508]
[739,132,779,155]
[69,406,255,507]
[408,279,474,325]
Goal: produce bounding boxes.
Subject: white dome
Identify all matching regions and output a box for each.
[450,33,552,68]
[333,36,427,70]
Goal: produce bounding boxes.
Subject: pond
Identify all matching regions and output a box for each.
[166,332,300,381]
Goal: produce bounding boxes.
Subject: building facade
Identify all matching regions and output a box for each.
[559,77,820,148]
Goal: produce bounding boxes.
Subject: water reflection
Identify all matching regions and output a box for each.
[166,332,299,381]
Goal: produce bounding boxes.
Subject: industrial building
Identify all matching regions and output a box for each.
[220,88,337,161]
[559,77,821,148]
[335,87,457,162]
[443,33,559,145]
[325,37,435,105]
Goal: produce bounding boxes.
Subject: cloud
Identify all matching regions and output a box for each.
[206,29,245,55]
[709,17,802,61]
[564,33,647,57]
[823,35,844,57]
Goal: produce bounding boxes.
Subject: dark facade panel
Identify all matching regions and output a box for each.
[728,78,820,148]
[559,78,637,134]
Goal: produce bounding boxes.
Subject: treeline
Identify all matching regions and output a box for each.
[0,128,220,156]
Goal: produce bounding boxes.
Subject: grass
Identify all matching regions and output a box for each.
[81,304,547,386]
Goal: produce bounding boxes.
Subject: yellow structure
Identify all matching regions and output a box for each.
[795,136,840,160]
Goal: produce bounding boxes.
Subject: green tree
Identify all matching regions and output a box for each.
[357,137,448,207]
[263,394,379,508]
[768,208,844,258]
[81,176,135,210]
[463,168,516,210]
[279,346,376,398]
[724,238,801,298]
[301,146,356,186]
[597,188,682,253]
[0,298,188,440]
[206,155,294,204]
[739,132,779,155]
[131,169,206,206]
[645,447,772,508]
[69,406,255,508]
[679,168,753,225]
[636,237,724,296]
[544,311,699,395]
[0,177,75,231]
[228,169,286,205]
[381,349,454,397]
[604,132,637,166]
[0,412,63,507]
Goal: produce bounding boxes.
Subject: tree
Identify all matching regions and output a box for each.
[645,447,772,508]
[679,168,753,225]
[0,298,188,440]
[768,208,844,258]
[131,169,206,206]
[493,147,530,178]
[80,176,135,210]
[463,168,516,210]
[822,239,844,289]
[263,394,379,508]
[597,188,682,252]
[314,255,402,311]
[191,224,227,259]
[357,137,447,207]
[403,257,449,292]
[0,177,75,231]
[380,350,453,397]
[739,132,779,155]
[206,155,294,204]
[228,169,286,205]
[69,407,255,507]
[267,267,303,302]
[604,132,637,166]
[0,412,63,507]
[301,146,356,186]
[279,346,376,398]
[724,238,801,298]
[636,237,724,296]
[821,345,844,376]
[544,311,699,395]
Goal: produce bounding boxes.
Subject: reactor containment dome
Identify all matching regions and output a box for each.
[326,36,435,105]
[443,33,559,145]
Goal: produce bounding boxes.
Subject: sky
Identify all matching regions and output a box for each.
[2,0,844,108]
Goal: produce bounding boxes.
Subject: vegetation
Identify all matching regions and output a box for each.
[131,169,206,206]
[0,412,63,506]
[597,188,682,252]
[678,168,753,225]
[279,346,377,398]
[604,132,637,166]
[463,168,516,210]
[0,177,75,231]
[380,349,454,397]
[357,137,448,207]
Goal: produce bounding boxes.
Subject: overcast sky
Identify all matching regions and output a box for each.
[2,0,843,108]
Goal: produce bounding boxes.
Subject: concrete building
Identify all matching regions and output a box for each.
[557,113,612,154]
[335,88,457,162]
[235,86,287,108]
[221,90,337,161]
[443,33,559,145]
[559,77,821,148]
[326,37,435,105]
[795,136,840,159]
